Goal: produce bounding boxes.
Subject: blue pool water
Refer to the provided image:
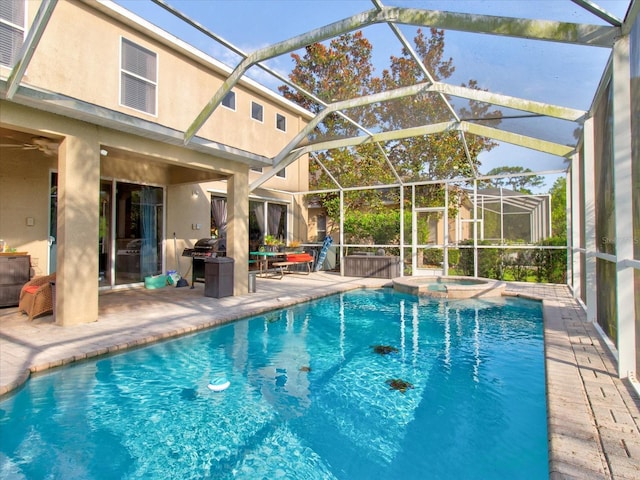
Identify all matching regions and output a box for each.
[0,289,548,479]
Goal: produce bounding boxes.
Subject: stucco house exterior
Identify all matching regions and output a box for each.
[0,0,313,325]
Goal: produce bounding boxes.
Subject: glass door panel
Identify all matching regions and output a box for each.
[114,182,163,285]
[49,172,57,274]
[99,181,112,287]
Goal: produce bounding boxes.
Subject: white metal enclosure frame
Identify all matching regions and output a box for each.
[3,0,638,379]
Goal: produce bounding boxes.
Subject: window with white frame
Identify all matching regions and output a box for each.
[120,38,157,115]
[276,167,286,178]
[251,166,263,173]
[222,91,236,110]
[276,113,286,132]
[251,101,263,122]
[0,0,25,67]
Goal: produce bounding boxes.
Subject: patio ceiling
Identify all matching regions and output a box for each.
[6,0,636,193]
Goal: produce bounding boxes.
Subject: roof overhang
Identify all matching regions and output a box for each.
[0,80,271,169]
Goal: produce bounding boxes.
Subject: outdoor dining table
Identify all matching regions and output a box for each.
[249,251,287,278]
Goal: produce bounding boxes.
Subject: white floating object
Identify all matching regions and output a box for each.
[208,376,230,392]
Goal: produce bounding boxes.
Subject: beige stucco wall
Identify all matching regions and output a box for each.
[20,0,311,173]
[56,127,101,325]
[0,0,311,323]
[1,101,252,321]
[166,183,220,277]
[0,146,55,277]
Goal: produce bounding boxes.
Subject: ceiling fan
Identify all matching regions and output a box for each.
[0,137,59,156]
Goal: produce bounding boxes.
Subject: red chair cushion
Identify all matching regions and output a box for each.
[24,285,40,294]
[286,253,313,262]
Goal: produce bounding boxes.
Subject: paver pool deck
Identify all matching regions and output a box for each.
[1,273,638,479]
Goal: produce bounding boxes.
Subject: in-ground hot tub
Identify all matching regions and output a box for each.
[392,276,506,299]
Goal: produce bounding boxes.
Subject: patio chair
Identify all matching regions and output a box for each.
[18,273,56,320]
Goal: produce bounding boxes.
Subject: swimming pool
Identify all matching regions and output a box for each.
[0,289,548,479]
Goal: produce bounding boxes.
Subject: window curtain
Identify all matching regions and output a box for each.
[140,186,158,279]
[253,203,265,237]
[268,204,283,237]
[211,198,227,238]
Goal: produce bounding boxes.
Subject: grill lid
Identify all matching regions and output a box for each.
[194,238,225,251]
[182,237,226,257]
[194,237,220,250]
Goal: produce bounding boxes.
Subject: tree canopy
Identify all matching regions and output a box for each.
[481,166,545,194]
[549,177,566,238]
[279,29,501,217]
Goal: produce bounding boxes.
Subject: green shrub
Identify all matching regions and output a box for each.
[343,210,400,245]
[422,248,443,266]
[533,236,567,283]
[457,237,566,283]
[458,240,502,278]
[503,249,534,282]
[447,248,460,268]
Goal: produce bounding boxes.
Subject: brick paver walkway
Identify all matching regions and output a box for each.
[1,275,638,479]
[507,283,640,479]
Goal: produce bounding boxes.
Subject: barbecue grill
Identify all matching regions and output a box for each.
[182,237,226,286]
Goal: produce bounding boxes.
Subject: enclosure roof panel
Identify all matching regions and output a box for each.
[11,0,632,192]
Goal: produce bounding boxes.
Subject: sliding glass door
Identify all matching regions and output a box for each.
[112,182,164,286]
[99,180,112,287]
[248,200,287,251]
[51,176,164,288]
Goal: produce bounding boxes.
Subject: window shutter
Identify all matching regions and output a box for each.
[0,0,24,25]
[122,39,156,82]
[0,0,25,67]
[122,73,156,113]
[121,38,157,114]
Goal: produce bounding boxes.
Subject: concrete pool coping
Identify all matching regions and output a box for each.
[392,275,506,298]
[0,274,638,479]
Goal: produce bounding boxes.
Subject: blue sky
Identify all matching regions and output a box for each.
[114,0,632,191]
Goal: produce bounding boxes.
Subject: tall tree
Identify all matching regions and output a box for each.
[280,32,391,213]
[377,29,500,183]
[549,177,566,238]
[280,31,376,136]
[280,28,501,217]
[481,166,545,194]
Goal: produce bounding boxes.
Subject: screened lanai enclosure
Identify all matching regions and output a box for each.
[70,1,640,378]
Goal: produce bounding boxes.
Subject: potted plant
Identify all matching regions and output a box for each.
[263,234,279,252]
[286,240,301,252]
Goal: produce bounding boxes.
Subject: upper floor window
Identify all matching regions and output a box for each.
[276,167,286,178]
[120,38,157,115]
[251,101,263,122]
[222,91,236,110]
[250,166,263,173]
[276,113,286,132]
[0,0,25,67]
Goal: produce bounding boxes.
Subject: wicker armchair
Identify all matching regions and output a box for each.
[18,273,56,321]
